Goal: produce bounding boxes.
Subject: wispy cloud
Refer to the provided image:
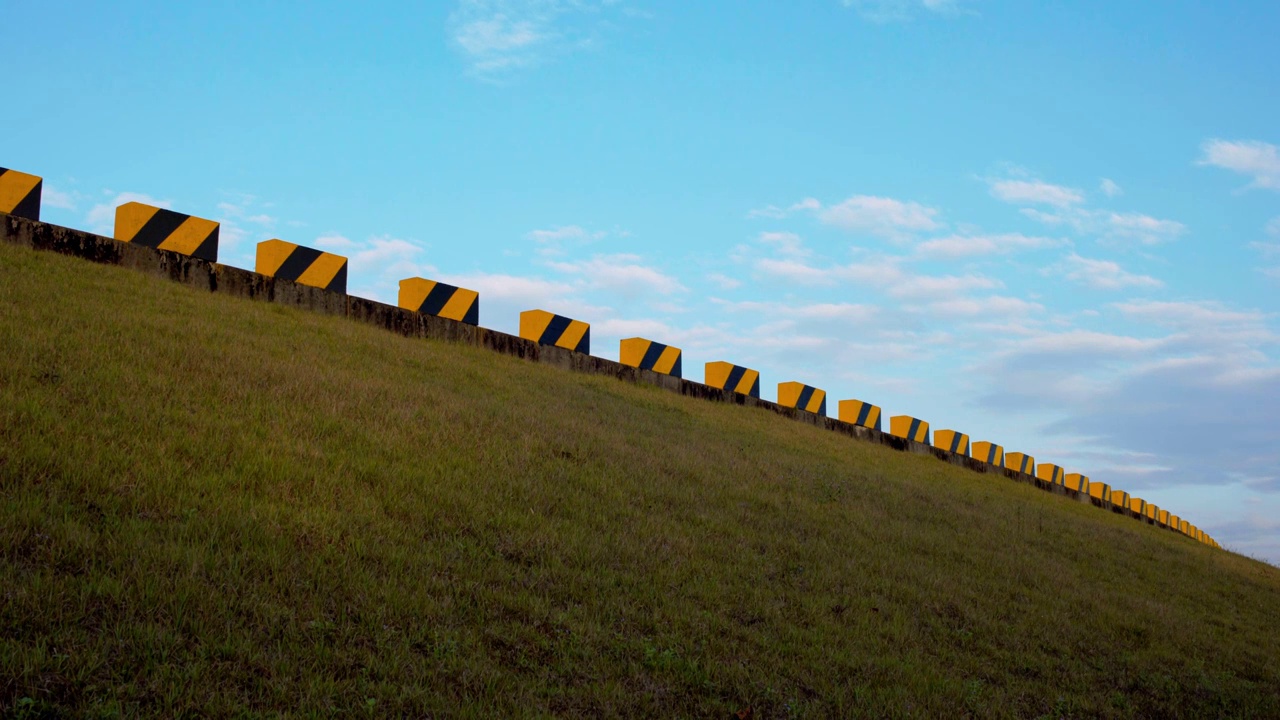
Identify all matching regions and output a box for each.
[448,0,632,79]
[914,232,1065,259]
[1056,253,1163,290]
[85,192,171,235]
[841,0,966,22]
[816,195,942,238]
[1198,138,1280,191]
[988,178,1083,207]
[1099,178,1123,198]
[1022,207,1186,246]
[546,253,685,296]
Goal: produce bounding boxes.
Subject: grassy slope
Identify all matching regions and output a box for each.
[1,240,1278,720]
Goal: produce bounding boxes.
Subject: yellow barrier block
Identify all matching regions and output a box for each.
[889,416,930,443]
[0,166,42,220]
[1006,452,1035,475]
[1159,510,1170,526]
[1168,513,1180,531]
[115,202,219,261]
[1065,473,1091,493]
[1086,480,1110,501]
[1180,520,1190,535]
[1111,489,1130,508]
[519,309,590,353]
[837,399,882,431]
[704,361,760,398]
[777,382,826,415]
[256,239,347,292]
[398,277,479,325]
[972,441,1003,466]
[933,429,970,456]
[620,337,682,377]
[1129,496,1145,515]
[1036,463,1065,486]
[1147,504,1158,521]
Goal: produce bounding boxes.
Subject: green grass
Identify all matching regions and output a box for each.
[2,240,1279,719]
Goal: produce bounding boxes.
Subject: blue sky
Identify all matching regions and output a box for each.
[7,0,1279,561]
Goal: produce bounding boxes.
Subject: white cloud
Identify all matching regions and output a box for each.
[1103,212,1187,245]
[546,253,685,296]
[817,195,942,237]
[746,197,821,220]
[1099,178,1123,198]
[439,270,577,310]
[1022,207,1186,246]
[448,0,630,79]
[919,295,1044,318]
[842,0,964,22]
[707,272,741,290]
[757,230,808,258]
[914,232,1064,259]
[528,225,605,243]
[988,178,1084,208]
[1267,217,1280,237]
[1198,138,1280,191]
[1057,253,1162,290]
[85,192,172,235]
[42,185,77,211]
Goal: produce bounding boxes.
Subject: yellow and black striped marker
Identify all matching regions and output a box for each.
[519,309,590,353]
[704,361,760,398]
[1065,472,1090,493]
[933,429,969,456]
[1086,480,1109,501]
[972,441,1003,467]
[1168,514,1180,530]
[115,202,219,261]
[1036,463,1065,486]
[1111,489,1130,509]
[1006,452,1035,475]
[777,382,826,415]
[399,277,479,325]
[256,239,348,292]
[1159,510,1171,527]
[1147,505,1158,522]
[1180,520,1190,535]
[0,166,42,220]
[889,415,930,443]
[619,337,682,377]
[837,399,881,431]
[1128,496,1145,515]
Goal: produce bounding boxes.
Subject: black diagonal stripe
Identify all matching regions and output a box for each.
[418,282,458,316]
[816,396,827,416]
[128,207,188,249]
[986,446,997,464]
[670,352,682,379]
[908,418,921,442]
[639,341,666,371]
[11,179,41,221]
[274,245,325,282]
[462,296,479,326]
[723,365,745,392]
[190,226,218,262]
[573,325,589,353]
[949,433,962,453]
[540,314,572,345]
[855,402,871,426]
[328,261,348,293]
[746,375,759,398]
[0,168,8,177]
[796,385,814,411]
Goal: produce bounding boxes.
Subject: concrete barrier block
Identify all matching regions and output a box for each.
[398,277,479,325]
[256,239,347,292]
[933,429,970,456]
[704,361,760,398]
[1111,489,1130,511]
[837,399,882,431]
[1179,519,1190,535]
[777,381,826,415]
[1085,479,1108,501]
[1128,496,1145,516]
[115,202,219,261]
[1158,509,1170,527]
[1006,452,1035,475]
[889,416,930,444]
[0,166,42,220]
[519,309,590,353]
[1036,463,1065,486]
[620,337,682,377]
[1063,472,1088,494]
[972,441,1003,467]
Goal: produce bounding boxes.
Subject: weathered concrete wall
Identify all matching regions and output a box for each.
[0,213,1125,517]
